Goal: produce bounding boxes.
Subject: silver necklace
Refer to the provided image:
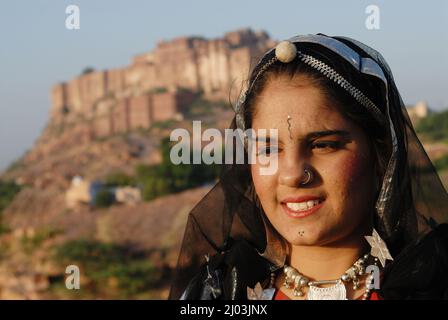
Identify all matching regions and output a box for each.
[279,253,378,300]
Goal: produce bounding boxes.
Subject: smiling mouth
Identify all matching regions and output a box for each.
[281,199,324,218]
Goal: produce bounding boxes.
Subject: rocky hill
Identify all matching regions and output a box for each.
[0,28,274,299]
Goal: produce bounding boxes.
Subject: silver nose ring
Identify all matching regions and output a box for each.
[300,169,313,185]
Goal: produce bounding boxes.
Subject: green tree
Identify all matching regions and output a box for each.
[104,172,135,187]
[94,189,115,208]
[415,110,448,141]
[135,137,221,201]
[0,180,21,212]
[53,240,160,297]
[434,154,448,171]
[0,180,21,233]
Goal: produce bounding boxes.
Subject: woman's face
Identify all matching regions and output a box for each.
[250,74,375,247]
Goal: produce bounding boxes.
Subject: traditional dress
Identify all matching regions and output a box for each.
[169,34,448,300]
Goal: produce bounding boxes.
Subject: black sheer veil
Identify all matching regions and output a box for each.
[168,34,448,299]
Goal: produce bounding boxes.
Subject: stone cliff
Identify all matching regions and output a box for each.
[35,28,275,163]
[0,28,276,299]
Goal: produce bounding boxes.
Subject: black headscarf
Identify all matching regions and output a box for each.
[169,34,448,300]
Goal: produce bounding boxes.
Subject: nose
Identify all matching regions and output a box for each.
[278,151,310,187]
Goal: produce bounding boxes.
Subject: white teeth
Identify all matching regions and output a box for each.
[306,200,315,207]
[286,200,320,212]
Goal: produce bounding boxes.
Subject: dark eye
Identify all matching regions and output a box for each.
[311,141,342,151]
[257,146,279,156]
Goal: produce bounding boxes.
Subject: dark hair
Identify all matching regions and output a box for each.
[242,56,392,199]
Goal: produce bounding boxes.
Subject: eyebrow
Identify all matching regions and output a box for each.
[305,130,350,140]
[253,130,350,143]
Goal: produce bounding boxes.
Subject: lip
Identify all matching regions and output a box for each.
[280,195,325,218]
[281,195,323,203]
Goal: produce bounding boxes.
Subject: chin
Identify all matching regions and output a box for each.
[281,226,332,247]
[288,238,313,246]
[290,235,321,246]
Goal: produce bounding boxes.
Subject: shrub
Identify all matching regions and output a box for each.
[0,180,21,234]
[415,110,448,141]
[0,180,21,212]
[20,227,62,253]
[53,240,160,297]
[135,138,221,201]
[434,154,448,171]
[94,189,115,208]
[104,172,135,187]
[150,119,177,130]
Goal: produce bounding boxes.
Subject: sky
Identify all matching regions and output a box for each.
[0,0,447,171]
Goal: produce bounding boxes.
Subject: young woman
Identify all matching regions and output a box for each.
[169,34,448,300]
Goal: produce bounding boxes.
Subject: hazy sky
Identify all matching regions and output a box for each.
[0,0,447,171]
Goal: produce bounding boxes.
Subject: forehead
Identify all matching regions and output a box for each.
[252,75,349,130]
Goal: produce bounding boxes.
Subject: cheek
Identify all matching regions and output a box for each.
[251,164,277,206]
[323,152,372,206]
[340,154,367,187]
